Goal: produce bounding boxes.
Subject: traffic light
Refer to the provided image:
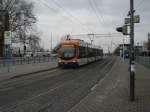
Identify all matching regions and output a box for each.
[24,45,26,51]
[116,27,123,32]
[116,25,128,35]
[122,25,128,35]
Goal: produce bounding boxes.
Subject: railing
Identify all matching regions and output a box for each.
[135,56,150,66]
[0,56,57,68]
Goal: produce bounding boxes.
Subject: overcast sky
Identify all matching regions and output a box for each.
[27,0,150,52]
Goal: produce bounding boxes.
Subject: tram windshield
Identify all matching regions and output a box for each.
[59,46,75,59]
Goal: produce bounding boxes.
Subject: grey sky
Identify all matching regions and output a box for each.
[27,0,150,52]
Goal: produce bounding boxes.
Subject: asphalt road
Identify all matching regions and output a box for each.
[0,56,116,112]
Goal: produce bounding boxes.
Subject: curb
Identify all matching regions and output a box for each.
[11,66,58,79]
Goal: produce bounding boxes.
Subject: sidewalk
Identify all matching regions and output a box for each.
[68,58,150,112]
[0,62,58,82]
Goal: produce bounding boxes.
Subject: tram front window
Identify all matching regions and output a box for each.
[59,46,75,59]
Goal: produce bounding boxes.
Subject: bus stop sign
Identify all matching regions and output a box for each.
[4,31,11,45]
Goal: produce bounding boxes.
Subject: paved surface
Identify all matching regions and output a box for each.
[1,56,149,112]
[0,62,57,82]
[0,57,115,112]
[68,58,150,112]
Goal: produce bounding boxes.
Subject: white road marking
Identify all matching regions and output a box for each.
[0,87,14,92]
[91,84,98,91]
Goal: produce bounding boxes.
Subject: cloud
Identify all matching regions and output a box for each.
[26,0,150,52]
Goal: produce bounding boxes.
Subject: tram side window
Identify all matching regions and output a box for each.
[99,50,103,56]
[93,49,97,56]
[79,46,86,58]
[96,49,99,56]
[88,48,102,57]
[87,48,92,57]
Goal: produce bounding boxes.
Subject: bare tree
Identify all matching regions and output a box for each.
[27,34,41,52]
[4,0,37,44]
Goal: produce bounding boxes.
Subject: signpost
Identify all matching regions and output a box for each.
[148,33,150,52]
[4,31,11,44]
[125,18,130,24]
[134,15,140,23]
[129,0,135,101]
[117,0,140,101]
[0,10,5,57]
[148,33,150,38]
[4,31,12,72]
[0,0,3,10]
[125,15,140,24]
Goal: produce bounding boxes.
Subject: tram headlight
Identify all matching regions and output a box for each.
[58,60,62,63]
[73,60,76,62]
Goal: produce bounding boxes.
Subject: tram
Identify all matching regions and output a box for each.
[57,38,103,67]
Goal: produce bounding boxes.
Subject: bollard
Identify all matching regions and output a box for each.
[28,57,29,64]
[7,59,10,72]
[130,71,135,101]
[33,57,35,63]
[20,57,22,64]
[39,57,40,63]
[3,59,6,67]
[48,57,50,62]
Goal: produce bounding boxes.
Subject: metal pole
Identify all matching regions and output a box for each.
[130,0,135,101]
[91,34,94,44]
[0,0,3,10]
[0,0,4,57]
[123,37,125,61]
[51,32,52,53]
[22,11,26,56]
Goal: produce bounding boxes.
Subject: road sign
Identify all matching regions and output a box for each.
[125,15,140,24]
[134,15,140,23]
[122,25,128,35]
[125,18,130,24]
[148,33,150,38]
[4,31,11,45]
[116,25,128,35]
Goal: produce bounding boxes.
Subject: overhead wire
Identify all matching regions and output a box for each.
[46,0,92,33]
[91,0,113,42]
[87,0,115,47]
[87,0,104,43]
[92,0,105,23]
[38,0,126,49]
[38,0,90,33]
[70,33,127,50]
[70,33,127,38]
[91,0,111,32]
[38,0,75,35]
[38,0,58,13]
[87,0,105,32]
[135,0,145,10]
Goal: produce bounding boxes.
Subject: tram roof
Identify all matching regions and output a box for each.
[60,39,102,49]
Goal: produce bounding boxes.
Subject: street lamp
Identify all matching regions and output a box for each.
[21,10,26,56]
[87,34,95,44]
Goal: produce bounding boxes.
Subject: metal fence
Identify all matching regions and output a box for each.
[0,56,57,68]
[136,56,150,65]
